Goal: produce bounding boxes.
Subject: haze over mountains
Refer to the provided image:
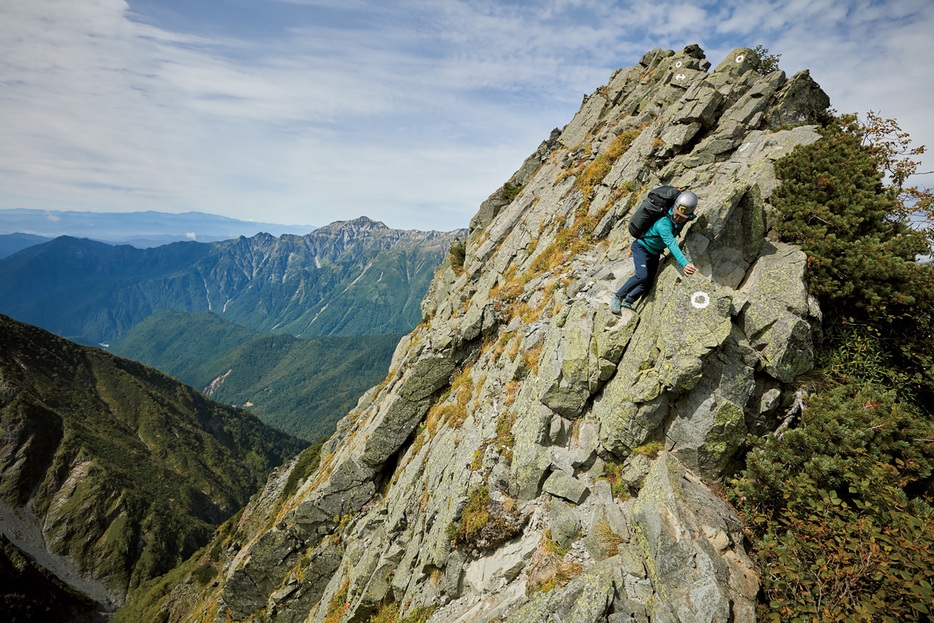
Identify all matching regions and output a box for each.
[0,208,315,250]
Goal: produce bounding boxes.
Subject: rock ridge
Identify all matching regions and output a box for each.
[122,45,831,623]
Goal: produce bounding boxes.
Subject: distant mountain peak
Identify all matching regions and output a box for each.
[0,208,315,248]
[315,215,387,232]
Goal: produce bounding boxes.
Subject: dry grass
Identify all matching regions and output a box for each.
[507,337,521,361]
[503,380,520,406]
[526,530,584,595]
[323,576,350,623]
[522,342,544,377]
[594,519,624,557]
[368,601,400,623]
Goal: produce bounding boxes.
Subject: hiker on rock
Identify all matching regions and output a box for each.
[612,186,697,313]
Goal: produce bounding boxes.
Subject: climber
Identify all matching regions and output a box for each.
[611,188,698,314]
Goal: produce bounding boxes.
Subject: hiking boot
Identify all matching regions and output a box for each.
[621,299,636,311]
[610,296,623,315]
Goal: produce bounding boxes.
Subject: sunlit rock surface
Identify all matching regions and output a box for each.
[119,44,830,623]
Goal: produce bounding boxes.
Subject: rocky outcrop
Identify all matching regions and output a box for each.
[122,45,830,623]
[631,453,757,621]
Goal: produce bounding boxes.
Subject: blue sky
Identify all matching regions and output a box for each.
[1,0,931,232]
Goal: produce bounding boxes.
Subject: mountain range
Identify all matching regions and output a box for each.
[0,216,462,345]
[5,43,930,623]
[0,233,50,260]
[112,44,855,623]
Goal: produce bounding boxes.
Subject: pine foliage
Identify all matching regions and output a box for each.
[771,114,934,400]
[772,128,931,318]
[732,114,934,621]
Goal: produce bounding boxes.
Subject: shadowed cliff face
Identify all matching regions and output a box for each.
[120,45,831,623]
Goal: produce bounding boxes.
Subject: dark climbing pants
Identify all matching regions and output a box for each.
[615,241,660,304]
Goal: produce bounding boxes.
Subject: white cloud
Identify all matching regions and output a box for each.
[751,0,934,180]
[666,4,709,31]
[0,0,932,231]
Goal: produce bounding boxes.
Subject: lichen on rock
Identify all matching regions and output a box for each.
[124,44,832,623]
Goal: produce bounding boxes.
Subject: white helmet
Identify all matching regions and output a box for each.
[674,191,698,215]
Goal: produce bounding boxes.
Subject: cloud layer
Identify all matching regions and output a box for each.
[1,0,931,230]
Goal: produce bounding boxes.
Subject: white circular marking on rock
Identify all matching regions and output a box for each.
[735,55,745,63]
[675,61,683,68]
[691,291,710,309]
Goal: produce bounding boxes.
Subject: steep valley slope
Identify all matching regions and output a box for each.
[109,310,402,441]
[0,313,308,618]
[114,45,832,622]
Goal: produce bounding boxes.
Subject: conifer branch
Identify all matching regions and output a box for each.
[774,390,808,439]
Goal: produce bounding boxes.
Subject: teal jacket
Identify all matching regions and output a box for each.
[638,209,695,267]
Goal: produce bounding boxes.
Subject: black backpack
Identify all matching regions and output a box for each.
[628,185,682,239]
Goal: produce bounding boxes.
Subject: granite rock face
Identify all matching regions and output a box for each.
[632,453,758,622]
[125,45,830,623]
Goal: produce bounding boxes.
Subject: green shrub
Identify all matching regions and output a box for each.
[400,605,437,623]
[494,410,517,464]
[772,116,934,402]
[501,181,523,203]
[448,486,491,545]
[772,130,930,319]
[282,442,323,500]
[600,460,631,499]
[735,386,934,507]
[732,385,934,620]
[633,441,663,458]
[753,45,781,75]
[449,238,466,272]
[746,469,934,621]
[730,112,934,619]
[191,561,216,586]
